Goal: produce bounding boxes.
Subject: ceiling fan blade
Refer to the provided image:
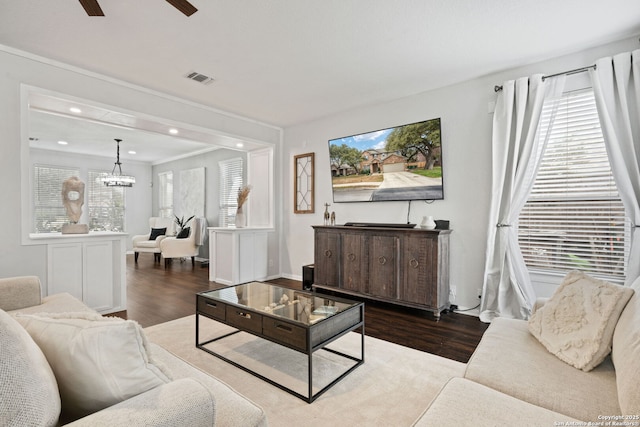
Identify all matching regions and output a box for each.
[165,0,198,16]
[78,0,104,16]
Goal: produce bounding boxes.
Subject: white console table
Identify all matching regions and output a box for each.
[208,227,271,285]
[29,232,128,314]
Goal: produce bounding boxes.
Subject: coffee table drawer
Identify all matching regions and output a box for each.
[226,305,262,334]
[198,297,226,321]
[263,318,307,351]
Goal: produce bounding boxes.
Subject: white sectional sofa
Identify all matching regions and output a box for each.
[0,276,267,426]
[414,273,640,426]
[4,271,638,426]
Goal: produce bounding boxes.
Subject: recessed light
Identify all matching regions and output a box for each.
[69,107,82,114]
[236,142,244,148]
[169,128,179,135]
[128,150,136,155]
[58,140,68,145]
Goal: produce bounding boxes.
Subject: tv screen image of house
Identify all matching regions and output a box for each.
[328,118,443,203]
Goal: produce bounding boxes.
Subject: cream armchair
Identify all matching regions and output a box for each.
[132,217,176,263]
[160,217,205,268]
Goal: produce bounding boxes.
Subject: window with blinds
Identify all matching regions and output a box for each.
[219,158,243,227]
[87,170,125,232]
[158,171,174,219]
[33,165,79,233]
[518,89,630,283]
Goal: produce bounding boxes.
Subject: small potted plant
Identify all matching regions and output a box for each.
[174,214,195,237]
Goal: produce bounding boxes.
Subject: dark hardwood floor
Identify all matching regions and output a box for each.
[121,254,488,363]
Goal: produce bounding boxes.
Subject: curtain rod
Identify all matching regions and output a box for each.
[493,64,596,92]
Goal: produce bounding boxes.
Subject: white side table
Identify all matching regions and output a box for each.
[207,227,272,285]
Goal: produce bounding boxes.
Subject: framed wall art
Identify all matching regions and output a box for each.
[294,152,315,213]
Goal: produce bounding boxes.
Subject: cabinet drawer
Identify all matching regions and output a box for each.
[197,297,227,321]
[226,305,262,334]
[263,318,307,351]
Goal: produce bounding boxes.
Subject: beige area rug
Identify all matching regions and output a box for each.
[145,315,465,427]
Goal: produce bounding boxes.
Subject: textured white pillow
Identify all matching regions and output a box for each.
[529,271,634,371]
[0,309,60,427]
[611,275,640,416]
[16,312,171,419]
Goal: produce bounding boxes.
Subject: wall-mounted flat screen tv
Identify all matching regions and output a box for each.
[328,117,443,203]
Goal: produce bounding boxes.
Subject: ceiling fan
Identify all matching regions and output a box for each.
[78,0,197,17]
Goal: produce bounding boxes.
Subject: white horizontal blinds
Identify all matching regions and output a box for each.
[87,170,125,231]
[518,89,630,282]
[33,165,79,233]
[158,171,174,219]
[219,158,243,227]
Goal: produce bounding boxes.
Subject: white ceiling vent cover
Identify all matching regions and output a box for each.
[185,71,214,85]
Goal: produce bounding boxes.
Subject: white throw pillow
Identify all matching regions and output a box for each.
[0,309,60,427]
[16,312,171,419]
[528,270,634,371]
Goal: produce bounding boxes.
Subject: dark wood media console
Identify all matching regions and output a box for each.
[313,225,451,319]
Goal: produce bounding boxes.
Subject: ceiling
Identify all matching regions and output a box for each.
[29,109,216,164]
[27,91,253,164]
[1,0,640,160]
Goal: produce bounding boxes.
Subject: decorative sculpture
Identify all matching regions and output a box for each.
[61,176,89,234]
[323,203,331,225]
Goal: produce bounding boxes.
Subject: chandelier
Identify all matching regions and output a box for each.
[101,139,136,187]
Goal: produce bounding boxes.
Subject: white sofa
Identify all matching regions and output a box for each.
[0,276,267,427]
[413,274,640,426]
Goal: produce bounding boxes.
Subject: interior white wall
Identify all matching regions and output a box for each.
[151,149,248,260]
[281,35,640,310]
[3,36,638,303]
[30,148,152,250]
[0,47,281,285]
[247,148,275,229]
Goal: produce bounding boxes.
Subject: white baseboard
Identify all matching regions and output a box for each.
[280,272,302,282]
[126,251,208,263]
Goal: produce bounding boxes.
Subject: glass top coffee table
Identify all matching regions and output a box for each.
[196,281,364,403]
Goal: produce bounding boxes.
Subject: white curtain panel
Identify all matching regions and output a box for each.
[480,75,565,323]
[590,49,640,286]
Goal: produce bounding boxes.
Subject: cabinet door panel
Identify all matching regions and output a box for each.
[213,232,236,284]
[48,243,83,299]
[83,241,114,312]
[312,226,450,318]
[342,233,367,292]
[402,235,437,307]
[314,230,340,287]
[368,235,397,298]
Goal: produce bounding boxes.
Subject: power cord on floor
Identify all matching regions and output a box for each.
[453,303,480,312]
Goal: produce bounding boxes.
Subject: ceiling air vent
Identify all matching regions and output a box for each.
[185,71,214,85]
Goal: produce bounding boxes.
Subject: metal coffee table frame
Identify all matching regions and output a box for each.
[196,285,365,403]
